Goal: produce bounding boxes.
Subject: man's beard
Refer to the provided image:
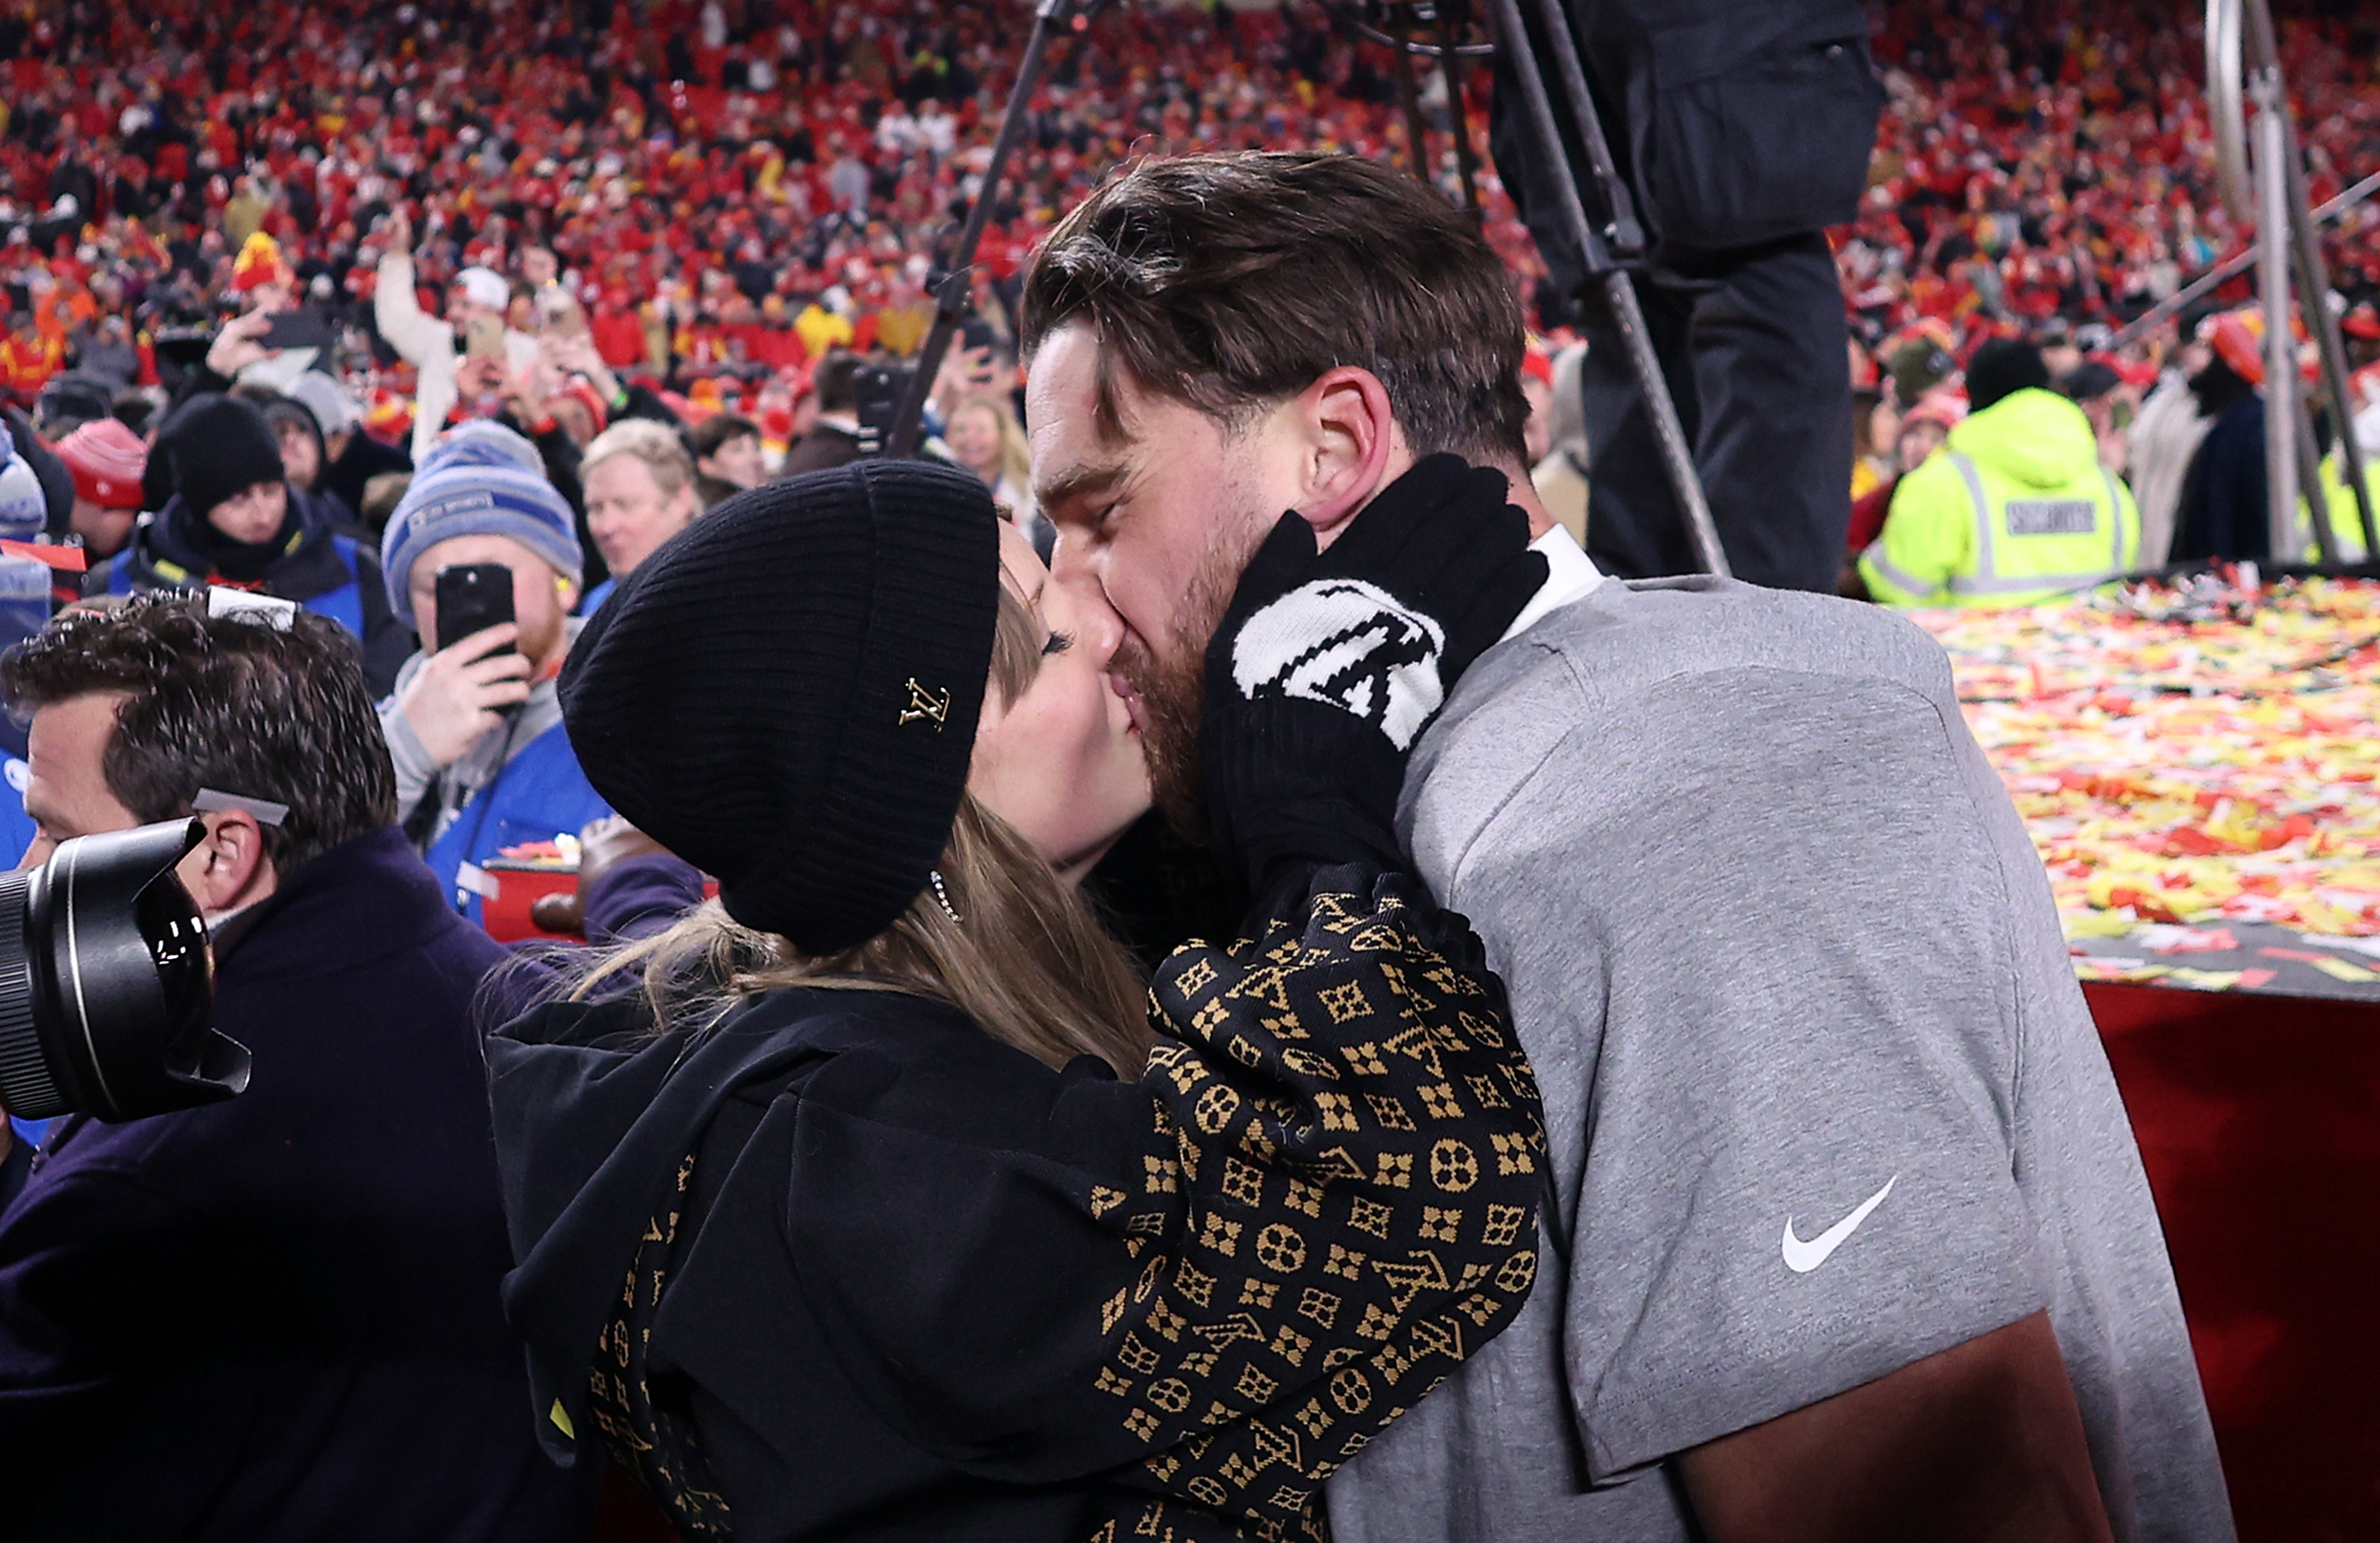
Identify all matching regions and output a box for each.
[1116,540,1247,844]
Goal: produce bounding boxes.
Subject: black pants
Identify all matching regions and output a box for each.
[1576,234,1853,593]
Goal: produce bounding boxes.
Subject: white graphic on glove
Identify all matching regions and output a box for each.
[1231,579,1448,750]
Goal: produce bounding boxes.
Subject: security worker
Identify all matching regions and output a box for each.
[1862,340,2141,608]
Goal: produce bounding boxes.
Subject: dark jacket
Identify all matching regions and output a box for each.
[93,485,411,696]
[317,423,413,529]
[490,871,1547,1543]
[0,827,595,1543]
[2172,367,2269,565]
[1492,0,1882,269]
[780,421,865,475]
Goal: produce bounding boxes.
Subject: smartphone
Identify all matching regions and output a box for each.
[538,291,587,337]
[464,312,507,359]
[434,563,516,654]
[258,307,335,352]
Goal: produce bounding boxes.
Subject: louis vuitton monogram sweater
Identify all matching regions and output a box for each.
[489,867,1546,1543]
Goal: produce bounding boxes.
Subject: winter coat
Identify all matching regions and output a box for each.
[0,827,595,1542]
[94,485,410,695]
[490,870,1547,1543]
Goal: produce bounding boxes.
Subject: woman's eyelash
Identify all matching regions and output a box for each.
[1042,631,1075,657]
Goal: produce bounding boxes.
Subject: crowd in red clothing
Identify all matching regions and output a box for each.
[1843,0,2380,346]
[5,0,2380,433]
[0,0,1542,438]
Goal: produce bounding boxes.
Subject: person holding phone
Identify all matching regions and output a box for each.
[375,422,610,921]
[374,209,538,462]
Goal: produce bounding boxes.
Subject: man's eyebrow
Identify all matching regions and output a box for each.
[1035,462,1128,512]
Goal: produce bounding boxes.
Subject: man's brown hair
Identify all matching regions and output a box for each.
[1020,151,1530,463]
[2,595,398,876]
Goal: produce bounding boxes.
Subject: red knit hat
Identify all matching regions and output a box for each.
[55,418,149,509]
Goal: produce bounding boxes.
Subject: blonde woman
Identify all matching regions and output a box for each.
[489,458,1551,1542]
[945,393,1052,557]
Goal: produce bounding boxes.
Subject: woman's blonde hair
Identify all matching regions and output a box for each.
[955,394,1035,504]
[567,583,1154,1077]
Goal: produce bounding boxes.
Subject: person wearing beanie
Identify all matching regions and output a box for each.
[264,398,338,508]
[95,393,409,694]
[1961,337,2055,415]
[375,425,608,922]
[53,416,146,560]
[1861,338,2142,607]
[287,371,415,522]
[2169,312,2276,564]
[487,458,1553,1542]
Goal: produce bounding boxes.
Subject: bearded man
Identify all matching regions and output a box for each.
[1021,151,2231,1543]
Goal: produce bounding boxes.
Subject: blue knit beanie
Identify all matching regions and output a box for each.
[382,453,584,628]
[418,419,548,479]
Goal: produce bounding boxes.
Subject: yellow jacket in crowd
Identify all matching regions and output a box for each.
[1862,387,2140,608]
[2306,451,2378,562]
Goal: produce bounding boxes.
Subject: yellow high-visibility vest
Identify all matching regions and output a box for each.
[1862,388,2140,608]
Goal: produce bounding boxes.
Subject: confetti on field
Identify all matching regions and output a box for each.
[1910,578,2380,949]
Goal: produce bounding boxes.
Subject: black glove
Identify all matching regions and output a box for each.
[1200,453,1549,900]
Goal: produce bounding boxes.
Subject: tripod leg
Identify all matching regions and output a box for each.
[1386,9,1436,185]
[1436,3,1483,217]
[2295,390,2341,564]
[2280,117,2380,560]
[1484,0,1728,575]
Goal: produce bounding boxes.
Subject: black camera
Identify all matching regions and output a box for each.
[853,363,918,458]
[0,819,244,1123]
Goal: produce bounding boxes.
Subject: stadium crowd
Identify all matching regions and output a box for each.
[0,0,2294,1537]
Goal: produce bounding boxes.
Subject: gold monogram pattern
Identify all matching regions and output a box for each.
[589,1155,732,1539]
[1080,878,1547,1543]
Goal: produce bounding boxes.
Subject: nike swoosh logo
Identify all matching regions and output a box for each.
[1781,1174,1899,1274]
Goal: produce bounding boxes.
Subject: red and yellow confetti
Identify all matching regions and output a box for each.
[1911,578,2380,941]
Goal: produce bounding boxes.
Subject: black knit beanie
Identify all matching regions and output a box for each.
[166,394,285,520]
[559,459,1002,953]
[1964,340,2051,413]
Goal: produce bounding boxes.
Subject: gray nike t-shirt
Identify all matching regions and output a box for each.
[1327,577,2231,1543]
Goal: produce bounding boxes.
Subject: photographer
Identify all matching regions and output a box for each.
[376,427,610,921]
[0,595,591,1543]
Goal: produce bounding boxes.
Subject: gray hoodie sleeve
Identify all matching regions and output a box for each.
[378,655,440,825]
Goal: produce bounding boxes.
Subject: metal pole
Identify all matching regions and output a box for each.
[1527,0,1644,257]
[2252,66,2300,561]
[1488,0,1728,574]
[1435,2,1483,217]
[2277,126,2380,561]
[1386,6,1438,185]
[886,0,1074,460]
[2106,169,2380,352]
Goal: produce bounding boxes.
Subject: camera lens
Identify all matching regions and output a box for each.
[0,818,247,1123]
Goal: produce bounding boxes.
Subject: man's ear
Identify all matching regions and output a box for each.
[175,810,276,915]
[1288,367,1409,543]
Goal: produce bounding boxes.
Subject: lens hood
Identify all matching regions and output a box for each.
[0,818,246,1123]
